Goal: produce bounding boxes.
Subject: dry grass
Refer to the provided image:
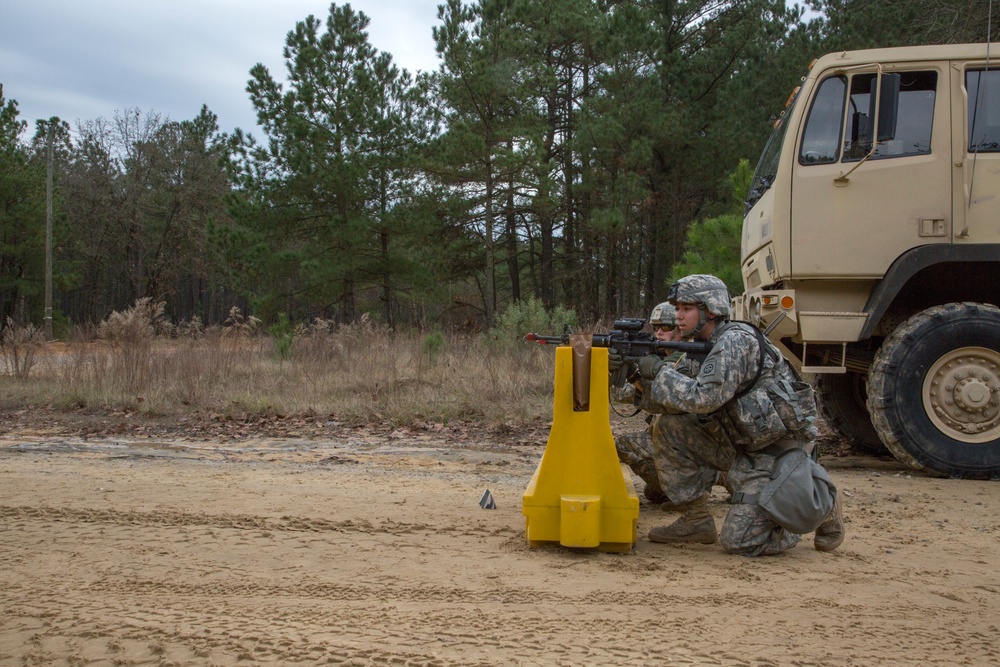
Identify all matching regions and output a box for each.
[0,318,45,379]
[1,317,558,428]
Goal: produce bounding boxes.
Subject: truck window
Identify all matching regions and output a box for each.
[844,71,936,161]
[746,94,799,209]
[967,69,1000,152]
[799,76,846,165]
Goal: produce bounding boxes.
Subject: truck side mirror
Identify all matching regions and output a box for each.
[868,72,900,142]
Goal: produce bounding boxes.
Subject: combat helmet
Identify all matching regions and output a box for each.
[667,274,732,318]
[648,301,678,327]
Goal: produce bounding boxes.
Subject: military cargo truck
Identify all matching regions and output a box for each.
[734,44,1000,479]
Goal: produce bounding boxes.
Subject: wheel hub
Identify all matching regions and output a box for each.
[924,347,1000,443]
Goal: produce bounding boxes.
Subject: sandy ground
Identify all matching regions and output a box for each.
[2,418,1000,667]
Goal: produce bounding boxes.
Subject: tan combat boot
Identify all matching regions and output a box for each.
[814,493,844,552]
[648,493,717,544]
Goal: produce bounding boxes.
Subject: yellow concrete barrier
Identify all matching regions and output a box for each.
[522,345,639,552]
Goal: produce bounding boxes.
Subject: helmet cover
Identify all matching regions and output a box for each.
[648,301,678,327]
[667,274,732,317]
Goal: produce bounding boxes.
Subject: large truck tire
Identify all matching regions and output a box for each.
[868,302,1000,479]
[815,372,887,455]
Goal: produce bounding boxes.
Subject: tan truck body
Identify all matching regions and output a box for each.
[735,44,1000,478]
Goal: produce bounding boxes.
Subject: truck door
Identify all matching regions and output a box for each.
[953,63,1000,244]
[791,65,951,277]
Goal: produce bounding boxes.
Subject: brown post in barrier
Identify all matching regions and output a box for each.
[569,334,592,411]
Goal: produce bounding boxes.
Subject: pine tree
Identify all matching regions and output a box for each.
[0,89,46,324]
[433,0,533,327]
[228,4,439,324]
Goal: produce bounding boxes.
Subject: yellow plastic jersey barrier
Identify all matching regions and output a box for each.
[522,344,639,552]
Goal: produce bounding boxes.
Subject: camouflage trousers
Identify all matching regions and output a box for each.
[652,413,801,557]
[614,427,667,502]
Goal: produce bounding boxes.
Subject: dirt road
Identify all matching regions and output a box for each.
[1,424,999,666]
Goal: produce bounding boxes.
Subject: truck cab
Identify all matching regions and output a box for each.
[735,44,1000,479]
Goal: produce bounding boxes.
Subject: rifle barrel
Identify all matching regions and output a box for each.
[524,333,713,356]
[524,333,566,345]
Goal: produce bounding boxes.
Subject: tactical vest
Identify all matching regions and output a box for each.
[704,321,818,450]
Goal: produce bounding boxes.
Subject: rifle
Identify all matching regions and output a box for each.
[524,318,714,388]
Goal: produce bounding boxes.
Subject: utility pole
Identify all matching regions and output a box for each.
[45,122,53,341]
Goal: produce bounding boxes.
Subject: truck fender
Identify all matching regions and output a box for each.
[859,243,1000,339]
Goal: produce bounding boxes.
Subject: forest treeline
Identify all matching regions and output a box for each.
[1,0,994,334]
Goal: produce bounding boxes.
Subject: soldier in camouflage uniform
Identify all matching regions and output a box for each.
[613,302,683,504]
[633,274,844,556]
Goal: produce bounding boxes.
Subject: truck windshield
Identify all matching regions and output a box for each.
[746,95,798,211]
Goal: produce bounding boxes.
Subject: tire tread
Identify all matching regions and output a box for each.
[868,302,1000,478]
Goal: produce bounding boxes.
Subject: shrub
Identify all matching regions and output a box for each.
[269,313,295,360]
[491,297,578,346]
[422,330,445,364]
[0,318,45,378]
[96,298,167,394]
[223,306,263,337]
[98,297,165,344]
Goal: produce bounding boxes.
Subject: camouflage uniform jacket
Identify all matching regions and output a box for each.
[641,321,818,450]
[611,349,688,405]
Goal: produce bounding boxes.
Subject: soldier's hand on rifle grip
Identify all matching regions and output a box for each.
[607,347,624,373]
[637,354,665,380]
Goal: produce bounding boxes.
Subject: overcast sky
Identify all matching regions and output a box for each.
[0,0,443,137]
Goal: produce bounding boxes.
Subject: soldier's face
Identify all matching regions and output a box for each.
[675,302,701,335]
[653,325,679,341]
